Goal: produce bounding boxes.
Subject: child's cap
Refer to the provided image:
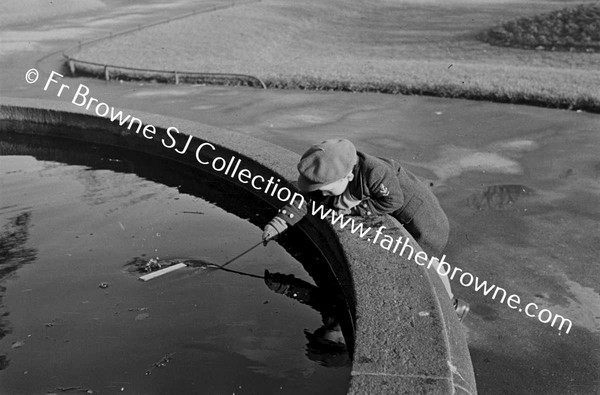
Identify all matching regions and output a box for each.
[297,139,357,192]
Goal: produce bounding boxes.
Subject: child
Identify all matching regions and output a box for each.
[262,139,469,321]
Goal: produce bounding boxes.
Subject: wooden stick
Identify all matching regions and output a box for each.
[217,240,263,270]
[139,262,187,282]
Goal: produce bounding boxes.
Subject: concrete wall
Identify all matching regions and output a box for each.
[0,97,477,394]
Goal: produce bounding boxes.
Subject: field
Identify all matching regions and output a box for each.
[73,0,600,111]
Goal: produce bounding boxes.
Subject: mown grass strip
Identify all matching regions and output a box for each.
[265,60,600,112]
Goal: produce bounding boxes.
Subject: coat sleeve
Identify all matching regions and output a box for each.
[273,200,309,226]
[273,192,331,226]
[364,165,405,214]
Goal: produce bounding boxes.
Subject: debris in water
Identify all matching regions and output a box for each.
[51,386,94,393]
[144,257,162,272]
[135,313,150,321]
[11,341,25,349]
[145,353,175,375]
[561,168,574,179]
[139,263,187,281]
[128,307,148,312]
[124,257,219,280]
[98,282,109,289]
[0,355,9,370]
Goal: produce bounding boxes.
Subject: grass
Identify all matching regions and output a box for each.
[71,0,600,112]
[479,3,600,52]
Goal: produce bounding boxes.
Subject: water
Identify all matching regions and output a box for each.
[0,132,351,394]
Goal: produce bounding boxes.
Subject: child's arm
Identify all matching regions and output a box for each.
[263,192,329,243]
[262,203,303,243]
[331,189,362,214]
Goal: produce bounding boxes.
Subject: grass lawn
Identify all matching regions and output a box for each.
[72,0,600,112]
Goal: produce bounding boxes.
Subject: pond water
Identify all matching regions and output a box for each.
[0,132,351,394]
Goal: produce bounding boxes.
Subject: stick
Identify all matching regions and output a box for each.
[138,239,263,282]
[138,262,187,281]
[217,240,263,270]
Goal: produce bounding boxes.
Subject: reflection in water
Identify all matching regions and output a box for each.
[0,130,353,393]
[466,184,535,210]
[264,270,350,368]
[0,128,354,350]
[125,257,351,367]
[0,211,37,370]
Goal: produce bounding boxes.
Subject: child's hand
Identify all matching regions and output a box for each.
[262,217,288,245]
[262,225,278,245]
[264,270,292,293]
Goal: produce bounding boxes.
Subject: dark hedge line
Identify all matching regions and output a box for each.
[478,4,600,52]
[265,77,600,113]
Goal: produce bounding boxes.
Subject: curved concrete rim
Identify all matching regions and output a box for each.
[0,97,477,395]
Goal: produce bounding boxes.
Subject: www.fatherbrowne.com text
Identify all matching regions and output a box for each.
[29,69,572,334]
[305,200,572,334]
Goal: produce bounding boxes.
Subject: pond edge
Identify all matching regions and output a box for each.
[0,96,476,395]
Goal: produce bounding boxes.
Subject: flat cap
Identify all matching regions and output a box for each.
[297,139,357,192]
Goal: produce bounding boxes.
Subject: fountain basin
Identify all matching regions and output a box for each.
[0,97,476,394]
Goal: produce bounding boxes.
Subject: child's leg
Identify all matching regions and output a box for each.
[398,217,470,321]
[402,204,449,258]
[396,209,452,298]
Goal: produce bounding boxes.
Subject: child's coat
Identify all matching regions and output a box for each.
[275,151,450,256]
